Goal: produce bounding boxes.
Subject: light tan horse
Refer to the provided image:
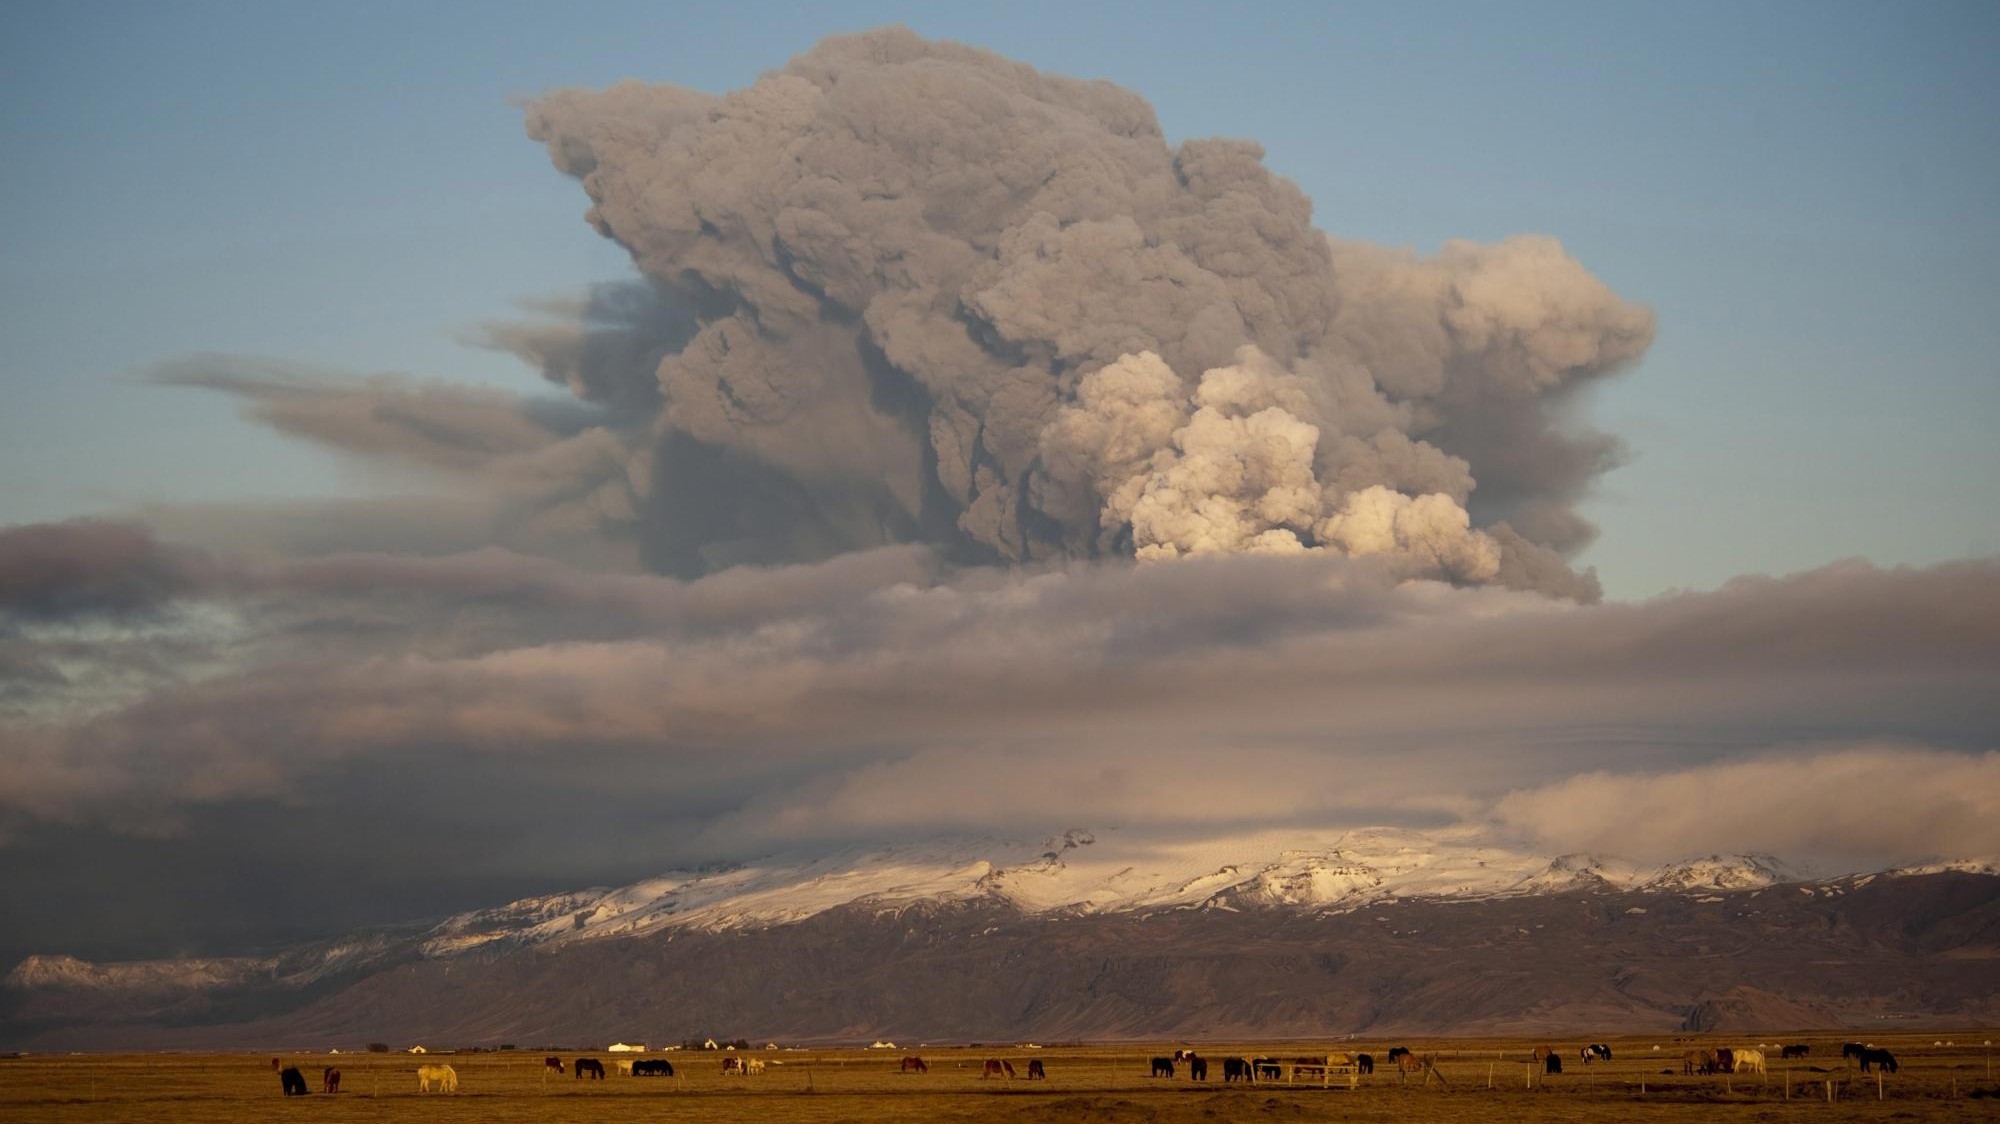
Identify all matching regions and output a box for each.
[416,1064,457,1093]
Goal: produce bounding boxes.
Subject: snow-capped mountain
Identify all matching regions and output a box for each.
[419,828,1818,953]
[7,829,1995,1049]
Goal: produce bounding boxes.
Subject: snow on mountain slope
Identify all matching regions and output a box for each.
[1638,854,1795,892]
[414,828,1845,954]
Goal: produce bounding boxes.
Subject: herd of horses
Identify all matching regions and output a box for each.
[894,1056,1048,1079]
[271,1057,340,1096]
[1675,1043,1898,1076]
[270,1038,1909,1095]
[1141,1047,1435,1083]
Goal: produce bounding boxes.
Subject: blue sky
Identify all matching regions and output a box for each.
[3,0,1996,598]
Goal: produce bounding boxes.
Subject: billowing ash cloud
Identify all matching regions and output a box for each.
[510,28,1652,595]
[2,515,1996,959]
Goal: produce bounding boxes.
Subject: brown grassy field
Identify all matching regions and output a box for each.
[2,1031,1996,1122]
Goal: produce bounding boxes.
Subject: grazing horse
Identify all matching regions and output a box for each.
[1781,1044,1810,1059]
[1253,1057,1282,1080]
[544,1056,565,1075]
[1173,1049,1192,1063]
[416,1064,458,1093]
[745,1059,766,1075]
[1841,1042,1869,1063]
[574,1058,605,1080]
[1397,1053,1447,1085]
[1856,1048,1898,1073]
[1355,1053,1374,1075]
[899,1056,928,1073]
[1581,1043,1611,1064]
[1386,1046,1411,1064]
[1027,1059,1046,1079]
[279,1067,309,1096]
[632,1059,675,1077]
[1531,1045,1554,1064]
[1733,1048,1766,1075]
[1544,1051,1562,1075]
[1683,1049,1720,1075]
[1188,1054,1208,1081]
[722,1057,744,1075]
[982,1059,1015,1079]
[1149,1057,1175,1078]
[1222,1057,1253,1082]
[321,1066,340,1094]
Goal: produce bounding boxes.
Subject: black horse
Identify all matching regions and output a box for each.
[279,1067,309,1096]
[1149,1057,1175,1078]
[1222,1057,1253,1082]
[1187,1054,1208,1081]
[632,1059,675,1077]
[1356,1053,1374,1074]
[575,1057,605,1079]
[1781,1044,1810,1059]
[1254,1057,1283,1080]
[1856,1048,1898,1073]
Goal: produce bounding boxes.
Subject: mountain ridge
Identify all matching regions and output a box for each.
[5,830,1997,1048]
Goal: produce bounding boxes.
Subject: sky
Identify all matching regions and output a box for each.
[0,2,1997,966]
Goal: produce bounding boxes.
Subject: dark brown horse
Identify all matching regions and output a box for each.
[574,1057,604,1080]
[1026,1059,1046,1079]
[1855,1048,1898,1073]
[544,1056,565,1074]
[982,1059,1015,1079]
[321,1067,340,1094]
[899,1056,928,1073]
[279,1067,308,1096]
[1150,1057,1175,1078]
[1781,1044,1810,1059]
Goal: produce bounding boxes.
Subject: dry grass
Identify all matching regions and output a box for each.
[2,1031,1996,1122]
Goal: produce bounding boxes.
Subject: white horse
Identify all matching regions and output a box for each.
[1732,1048,1766,1075]
[745,1058,766,1075]
[417,1064,458,1093]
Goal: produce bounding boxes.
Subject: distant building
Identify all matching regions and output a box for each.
[607,1042,646,1053]
[407,1045,427,1054]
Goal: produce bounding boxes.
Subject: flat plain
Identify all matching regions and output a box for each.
[2,1032,1996,1123]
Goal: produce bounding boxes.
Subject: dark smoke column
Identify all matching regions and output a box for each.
[525,28,1652,596]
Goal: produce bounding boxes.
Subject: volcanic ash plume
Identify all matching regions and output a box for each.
[522,27,1653,595]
